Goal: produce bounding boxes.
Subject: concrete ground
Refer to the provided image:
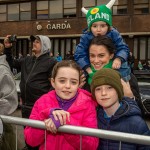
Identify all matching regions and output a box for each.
[11,108,150,150]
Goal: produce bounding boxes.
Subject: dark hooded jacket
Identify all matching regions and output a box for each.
[18,36,57,106]
[9,36,57,119]
[97,98,150,150]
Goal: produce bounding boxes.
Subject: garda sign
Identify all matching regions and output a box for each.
[46,23,71,30]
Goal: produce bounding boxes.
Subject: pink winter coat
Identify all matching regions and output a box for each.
[24,89,98,150]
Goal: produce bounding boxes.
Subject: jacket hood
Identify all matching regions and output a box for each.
[0,55,10,69]
[114,98,142,118]
[31,35,51,56]
[38,35,51,55]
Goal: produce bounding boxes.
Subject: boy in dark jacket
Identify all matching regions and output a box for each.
[91,68,150,150]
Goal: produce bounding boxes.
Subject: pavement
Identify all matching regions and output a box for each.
[10,108,150,150]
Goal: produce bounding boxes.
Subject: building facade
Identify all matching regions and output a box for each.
[0,0,150,68]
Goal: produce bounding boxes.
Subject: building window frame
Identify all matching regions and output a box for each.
[134,36,150,62]
[20,2,31,21]
[0,4,7,22]
[37,1,49,19]
[134,0,149,14]
[8,3,19,21]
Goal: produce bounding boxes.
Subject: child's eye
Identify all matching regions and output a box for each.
[71,81,78,85]
[95,87,101,91]
[107,86,113,89]
[59,80,65,83]
[98,54,105,58]
[92,24,97,28]
[101,24,107,28]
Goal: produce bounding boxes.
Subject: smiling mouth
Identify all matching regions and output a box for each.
[101,98,109,100]
[63,91,71,94]
[94,64,103,69]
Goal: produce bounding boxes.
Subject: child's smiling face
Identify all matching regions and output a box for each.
[51,67,80,100]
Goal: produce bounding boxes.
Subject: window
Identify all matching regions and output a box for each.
[20,2,31,20]
[113,0,127,15]
[82,0,96,17]
[134,38,138,59]
[82,0,95,8]
[64,0,76,18]
[0,3,31,22]
[134,37,150,61]
[37,1,48,19]
[97,0,109,6]
[53,39,59,56]
[139,37,146,60]
[49,0,63,18]
[134,0,149,14]
[60,39,65,58]
[82,0,127,16]
[8,4,19,21]
[51,38,77,59]
[0,5,6,21]
[72,39,77,54]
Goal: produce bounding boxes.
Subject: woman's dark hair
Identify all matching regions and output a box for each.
[52,60,82,82]
[89,35,116,54]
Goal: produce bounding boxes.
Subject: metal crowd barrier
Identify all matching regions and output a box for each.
[0,115,150,150]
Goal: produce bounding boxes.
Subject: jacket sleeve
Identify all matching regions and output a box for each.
[63,100,99,150]
[4,47,22,70]
[0,73,18,115]
[24,101,46,147]
[108,28,130,62]
[74,32,94,70]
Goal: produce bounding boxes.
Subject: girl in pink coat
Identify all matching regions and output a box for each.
[24,60,98,150]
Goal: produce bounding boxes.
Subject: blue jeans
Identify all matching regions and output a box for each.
[118,62,131,82]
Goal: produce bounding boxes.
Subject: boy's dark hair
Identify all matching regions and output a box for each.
[89,35,116,54]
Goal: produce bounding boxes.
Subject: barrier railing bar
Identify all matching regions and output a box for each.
[0,115,150,145]
[80,135,82,150]
[15,125,17,150]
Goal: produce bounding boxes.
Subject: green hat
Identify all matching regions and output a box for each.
[82,0,116,29]
[91,68,123,101]
[87,5,112,29]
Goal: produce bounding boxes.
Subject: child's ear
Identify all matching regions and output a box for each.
[110,53,114,59]
[50,78,55,88]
